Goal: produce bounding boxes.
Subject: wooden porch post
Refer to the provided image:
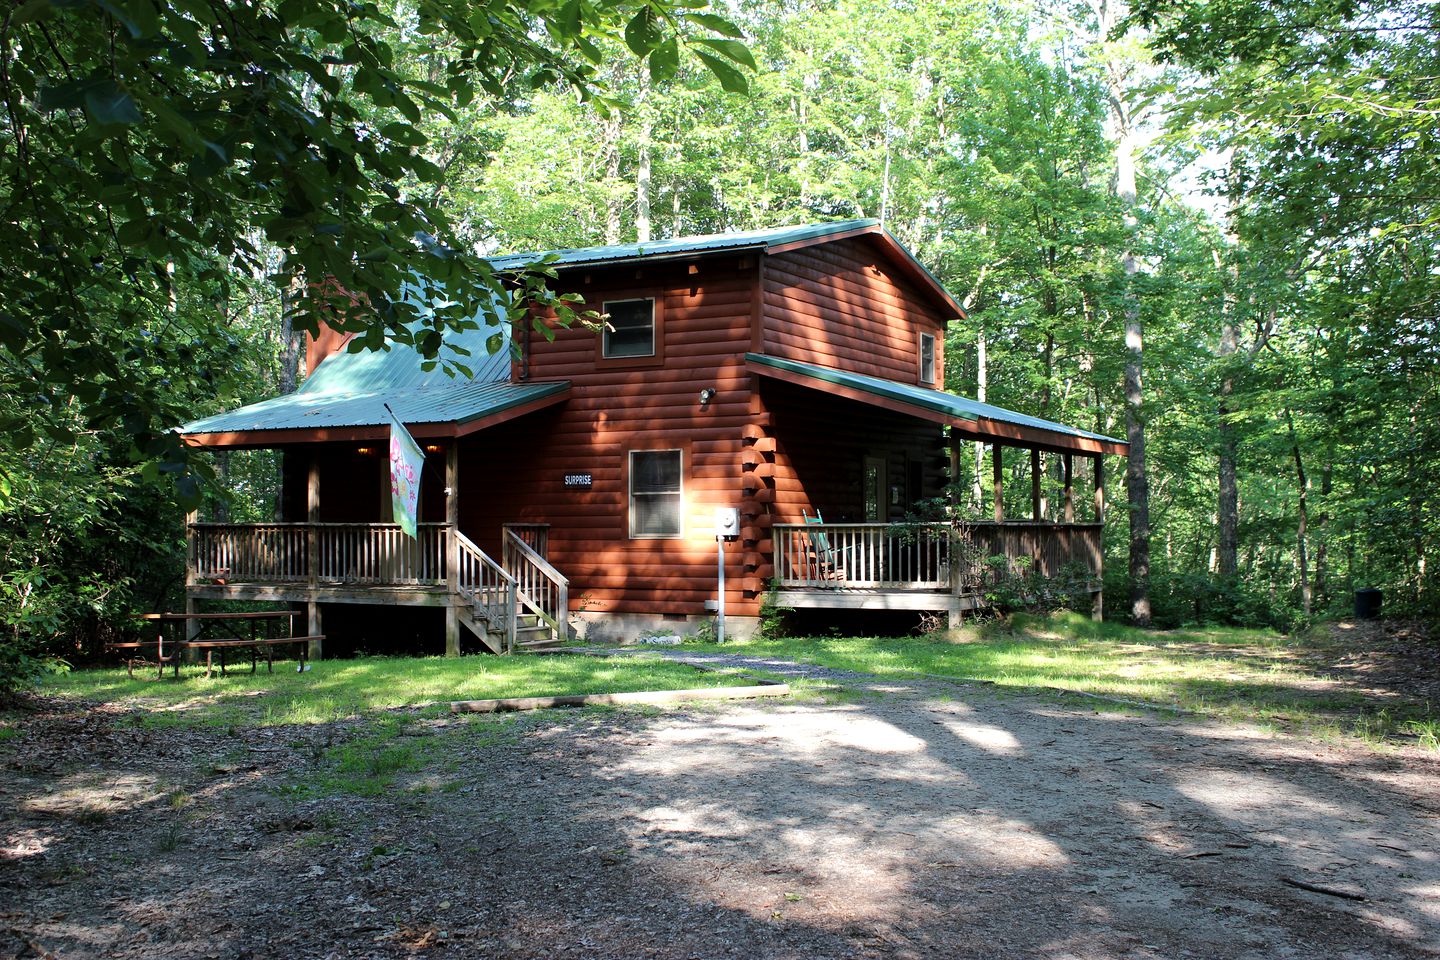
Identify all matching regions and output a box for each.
[184,508,200,646]
[945,430,964,628]
[992,444,1004,523]
[307,451,322,660]
[444,442,460,657]
[1093,455,1105,522]
[948,431,961,513]
[1030,448,1042,521]
[1092,454,1105,622]
[1063,454,1074,523]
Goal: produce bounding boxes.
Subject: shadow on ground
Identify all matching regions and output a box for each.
[2,676,1439,959]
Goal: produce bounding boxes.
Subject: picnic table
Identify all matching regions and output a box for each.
[107,612,323,679]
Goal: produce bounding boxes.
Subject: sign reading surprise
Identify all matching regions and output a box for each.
[563,473,593,489]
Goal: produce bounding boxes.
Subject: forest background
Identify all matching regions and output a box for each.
[1,0,1435,680]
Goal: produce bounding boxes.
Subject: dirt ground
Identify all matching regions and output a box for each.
[1317,620,1440,709]
[3,674,1440,960]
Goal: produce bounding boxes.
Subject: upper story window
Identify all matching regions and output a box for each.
[603,298,656,359]
[629,449,683,539]
[919,332,936,385]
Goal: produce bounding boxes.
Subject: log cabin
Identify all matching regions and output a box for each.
[179,219,1127,655]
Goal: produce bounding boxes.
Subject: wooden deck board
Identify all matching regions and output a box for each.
[188,583,452,606]
[773,589,982,612]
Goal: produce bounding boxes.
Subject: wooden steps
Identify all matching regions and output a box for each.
[515,613,563,650]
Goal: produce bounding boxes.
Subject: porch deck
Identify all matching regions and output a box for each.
[770,520,1103,616]
[186,519,1101,636]
[186,521,567,653]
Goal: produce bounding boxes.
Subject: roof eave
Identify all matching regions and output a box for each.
[180,382,571,449]
[501,241,771,275]
[745,356,1127,457]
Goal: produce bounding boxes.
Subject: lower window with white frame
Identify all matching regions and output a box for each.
[629,449,683,538]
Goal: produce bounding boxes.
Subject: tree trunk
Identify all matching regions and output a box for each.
[879,119,892,228]
[973,327,987,511]
[635,71,652,243]
[1123,254,1151,626]
[1112,78,1150,621]
[1286,411,1312,616]
[601,112,622,245]
[1215,248,1239,579]
[1314,460,1331,606]
[277,265,305,394]
[1090,0,1150,625]
[214,451,231,523]
[963,224,990,513]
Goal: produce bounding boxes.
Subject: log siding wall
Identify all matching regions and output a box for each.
[761,237,949,385]
[463,258,760,617]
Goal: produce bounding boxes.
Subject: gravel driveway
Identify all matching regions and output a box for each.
[3,672,1439,958]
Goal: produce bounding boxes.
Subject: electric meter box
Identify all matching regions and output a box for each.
[714,507,740,542]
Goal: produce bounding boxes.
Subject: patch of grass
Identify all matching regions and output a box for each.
[156,820,183,853]
[696,612,1437,748]
[286,715,511,799]
[71,806,110,825]
[1408,718,1440,750]
[41,654,754,729]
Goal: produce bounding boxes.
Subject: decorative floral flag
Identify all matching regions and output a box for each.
[387,406,424,539]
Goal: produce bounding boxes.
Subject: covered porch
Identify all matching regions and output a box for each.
[177,318,574,656]
[745,353,1124,621]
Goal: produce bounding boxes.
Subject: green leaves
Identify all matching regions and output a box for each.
[692,50,748,93]
[684,13,744,38]
[691,37,755,70]
[1,0,765,524]
[649,38,680,82]
[625,6,664,56]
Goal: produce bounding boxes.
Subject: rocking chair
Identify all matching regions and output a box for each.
[802,510,848,586]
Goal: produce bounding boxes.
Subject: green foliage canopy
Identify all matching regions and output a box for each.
[0,0,752,504]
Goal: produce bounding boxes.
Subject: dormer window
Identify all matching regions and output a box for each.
[603,298,655,359]
[919,332,936,385]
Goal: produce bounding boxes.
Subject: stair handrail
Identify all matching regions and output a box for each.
[454,530,517,651]
[502,528,569,643]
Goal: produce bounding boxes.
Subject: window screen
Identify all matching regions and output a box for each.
[629,450,682,538]
[603,299,655,358]
[920,333,936,384]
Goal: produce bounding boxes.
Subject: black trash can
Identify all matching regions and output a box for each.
[1354,587,1383,620]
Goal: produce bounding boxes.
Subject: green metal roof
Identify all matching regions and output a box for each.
[488,219,879,272]
[746,353,1125,447]
[181,316,568,437]
[180,379,568,436]
[301,326,512,395]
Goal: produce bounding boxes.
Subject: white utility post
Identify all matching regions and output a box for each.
[713,507,740,644]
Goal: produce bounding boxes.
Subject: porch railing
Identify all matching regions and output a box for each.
[455,531,517,652]
[773,523,950,590]
[316,523,448,585]
[772,521,1102,594]
[190,522,450,586]
[968,522,1103,582]
[502,528,569,642]
[190,523,309,583]
[502,523,551,560]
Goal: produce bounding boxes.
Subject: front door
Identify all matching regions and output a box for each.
[863,456,886,522]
